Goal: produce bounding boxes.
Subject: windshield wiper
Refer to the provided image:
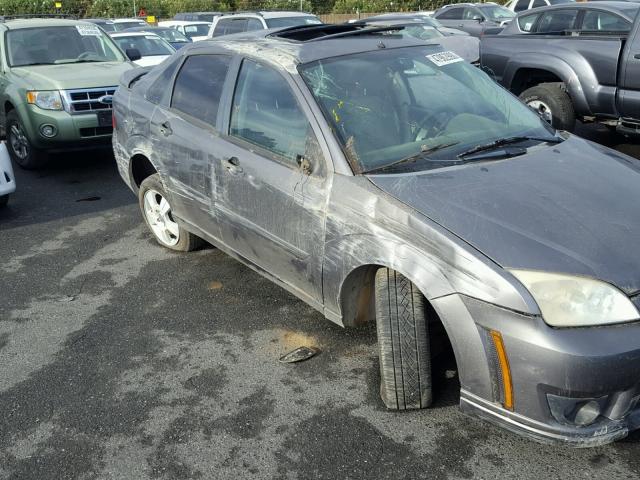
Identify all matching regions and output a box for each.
[363,141,460,174]
[457,135,562,159]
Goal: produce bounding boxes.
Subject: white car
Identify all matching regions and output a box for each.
[0,142,16,207]
[111,18,149,30]
[110,32,176,67]
[504,0,575,13]
[158,20,211,41]
[208,11,322,37]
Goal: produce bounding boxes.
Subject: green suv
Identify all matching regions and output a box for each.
[0,18,135,169]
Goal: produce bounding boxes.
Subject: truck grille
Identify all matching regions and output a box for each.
[62,87,117,114]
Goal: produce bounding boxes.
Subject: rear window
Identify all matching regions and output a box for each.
[581,10,631,32]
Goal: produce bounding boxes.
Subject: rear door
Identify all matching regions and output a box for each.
[214,59,331,304]
[149,54,232,238]
[619,16,640,120]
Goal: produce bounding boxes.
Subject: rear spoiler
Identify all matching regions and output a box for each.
[120,66,152,89]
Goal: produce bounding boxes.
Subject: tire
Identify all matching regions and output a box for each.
[0,195,8,208]
[375,268,432,410]
[138,174,202,252]
[519,82,576,132]
[6,110,48,169]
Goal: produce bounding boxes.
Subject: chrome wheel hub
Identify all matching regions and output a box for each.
[9,124,29,160]
[527,100,553,125]
[143,189,180,246]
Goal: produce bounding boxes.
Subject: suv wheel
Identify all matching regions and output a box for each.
[519,82,576,132]
[375,268,433,410]
[138,174,203,252]
[6,110,48,169]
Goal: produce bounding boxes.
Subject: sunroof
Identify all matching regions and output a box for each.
[268,24,404,42]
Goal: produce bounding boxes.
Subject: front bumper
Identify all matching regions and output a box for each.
[22,104,113,151]
[0,142,16,197]
[431,294,640,446]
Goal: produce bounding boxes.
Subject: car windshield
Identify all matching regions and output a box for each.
[183,24,210,37]
[113,21,147,31]
[154,28,190,43]
[265,16,322,28]
[479,5,516,21]
[6,25,124,66]
[299,47,554,173]
[113,35,175,56]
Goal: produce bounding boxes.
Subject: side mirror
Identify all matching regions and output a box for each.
[473,16,483,23]
[125,48,142,62]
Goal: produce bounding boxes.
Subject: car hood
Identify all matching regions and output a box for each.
[436,35,479,62]
[10,61,133,90]
[368,135,640,294]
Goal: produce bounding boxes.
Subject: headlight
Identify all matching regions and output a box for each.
[26,91,63,111]
[510,270,639,327]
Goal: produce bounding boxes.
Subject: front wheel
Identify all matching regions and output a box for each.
[519,82,576,132]
[375,268,433,410]
[6,110,48,169]
[138,174,203,252]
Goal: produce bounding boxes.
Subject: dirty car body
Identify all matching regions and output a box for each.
[113,25,640,446]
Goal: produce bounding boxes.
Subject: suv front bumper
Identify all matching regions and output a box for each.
[432,294,640,447]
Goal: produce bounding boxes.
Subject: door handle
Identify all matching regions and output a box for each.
[159,121,173,136]
[225,156,243,175]
[634,53,640,60]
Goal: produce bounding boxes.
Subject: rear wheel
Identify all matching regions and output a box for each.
[138,174,202,252]
[6,110,48,169]
[519,82,576,132]
[375,268,432,410]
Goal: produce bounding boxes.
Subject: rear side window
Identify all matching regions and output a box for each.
[437,8,464,20]
[213,18,248,36]
[514,0,531,12]
[230,60,318,167]
[245,18,263,31]
[171,55,231,127]
[518,12,541,31]
[536,9,579,33]
[144,55,183,104]
[532,0,546,8]
[581,10,630,32]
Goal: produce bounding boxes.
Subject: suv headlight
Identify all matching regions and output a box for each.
[26,91,63,111]
[510,270,639,327]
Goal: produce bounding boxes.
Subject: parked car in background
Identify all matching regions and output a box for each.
[481,1,640,133]
[112,18,149,30]
[173,12,222,22]
[0,18,134,169]
[504,0,575,13]
[123,26,192,50]
[208,11,322,37]
[359,13,471,35]
[110,32,175,67]
[114,23,640,447]
[84,18,118,32]
[0,142,16,207]
[354,16,480,62]
[158,20,211,41]
[433,3,516,36]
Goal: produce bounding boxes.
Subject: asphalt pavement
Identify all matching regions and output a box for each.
[1,124,640,480]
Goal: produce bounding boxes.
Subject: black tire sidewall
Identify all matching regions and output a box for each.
[520,84,576,132]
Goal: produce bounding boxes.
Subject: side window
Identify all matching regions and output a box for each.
[581,11,630,32]
[144,55,183,104]
[536,9,579,33]
[514,0,531,12]
[518,12,541,32]
[213,18,248,36]
[531,0,546,8]
[171,55,231,127]
[438,8,464,20]
[245,18,264,31]
[463,8,483,20]
[230,60,319,168]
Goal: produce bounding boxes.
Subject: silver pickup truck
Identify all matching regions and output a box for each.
[480,2,640,134]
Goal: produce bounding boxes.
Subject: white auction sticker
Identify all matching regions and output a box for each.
[426,51,464,67]
[76,25,101,36]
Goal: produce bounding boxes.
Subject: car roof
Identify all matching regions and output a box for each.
[112,18,147,23]
[111,32,159,37]
[0,18,96,30]
[160,20,210,25]
[125,26,172,32]
[187,25,437,72]
[220,11,317,19]
[516,1,640,16]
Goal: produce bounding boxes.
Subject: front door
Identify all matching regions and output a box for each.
[215,59,330,304]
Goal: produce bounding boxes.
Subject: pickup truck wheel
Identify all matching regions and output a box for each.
[138,174,203,252]
[6,111,48,169]
[375,268,432,410]
[519,83,576,132]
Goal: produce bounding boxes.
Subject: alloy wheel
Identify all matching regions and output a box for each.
[143,189,180,246]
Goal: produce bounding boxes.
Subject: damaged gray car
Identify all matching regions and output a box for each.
[113,24,640,446]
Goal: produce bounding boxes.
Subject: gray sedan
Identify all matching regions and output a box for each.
[113,24,640,446]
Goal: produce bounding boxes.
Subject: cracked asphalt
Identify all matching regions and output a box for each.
[1,124,640,480]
